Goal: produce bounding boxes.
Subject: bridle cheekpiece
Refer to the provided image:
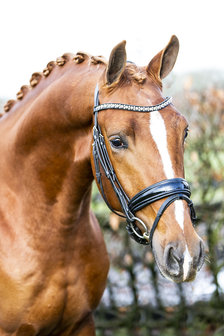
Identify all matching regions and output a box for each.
[92,85,196,247]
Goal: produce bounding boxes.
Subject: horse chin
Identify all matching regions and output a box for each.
[152,248,198,284]
[158,264,197,283]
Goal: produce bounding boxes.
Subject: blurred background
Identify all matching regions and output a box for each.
[1,1,224,335]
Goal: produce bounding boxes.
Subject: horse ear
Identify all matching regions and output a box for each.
[147,35,179,81]
[106,41,127,85]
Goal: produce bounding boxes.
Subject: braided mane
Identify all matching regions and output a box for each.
[1,52,107,118]
[1,51,146,118]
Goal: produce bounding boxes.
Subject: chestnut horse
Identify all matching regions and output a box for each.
[0,36,204,335]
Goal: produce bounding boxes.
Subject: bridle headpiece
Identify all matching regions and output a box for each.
[92,85,196,247]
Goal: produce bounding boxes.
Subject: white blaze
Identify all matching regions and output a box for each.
[149,111,184,231]
[149,111,192,278]
[183,246,193,280]
[149,111,174,179]
[174,200,184,231]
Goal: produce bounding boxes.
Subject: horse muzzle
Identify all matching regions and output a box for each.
[154,239,205,283]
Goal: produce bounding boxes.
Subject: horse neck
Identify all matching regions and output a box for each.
[1,63,104,233]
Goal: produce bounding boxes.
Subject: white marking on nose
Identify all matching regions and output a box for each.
[149,111,193,280]
[149,111,174,179]
[183,246,193,280]
[149,111,185,232]
[174,200,184,231]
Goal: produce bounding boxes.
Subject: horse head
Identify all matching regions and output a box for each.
[91,36,205,283]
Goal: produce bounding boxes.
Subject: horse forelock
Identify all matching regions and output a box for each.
[123,63,146,84]
[104,63,147,93]
[1,51,107,117]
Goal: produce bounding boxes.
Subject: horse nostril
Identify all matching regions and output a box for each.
[165,245,183,277]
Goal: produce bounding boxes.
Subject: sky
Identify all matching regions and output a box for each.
[0,0,223,99]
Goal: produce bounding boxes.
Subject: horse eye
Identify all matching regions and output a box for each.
[110,137,125,149]
[184,127,189,141]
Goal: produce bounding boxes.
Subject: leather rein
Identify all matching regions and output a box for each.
[92,85,196,247]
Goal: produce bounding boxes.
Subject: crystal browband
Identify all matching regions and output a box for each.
[93,96,173,113]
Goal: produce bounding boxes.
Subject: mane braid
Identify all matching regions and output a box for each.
[43,61,56,77]
[16,85,29,100]
[91,55,107,65]
[73,52,90,64]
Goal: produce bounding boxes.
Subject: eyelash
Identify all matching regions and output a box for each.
[109,136,127,149]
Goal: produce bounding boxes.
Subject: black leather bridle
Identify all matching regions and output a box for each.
[92,85,196,247]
